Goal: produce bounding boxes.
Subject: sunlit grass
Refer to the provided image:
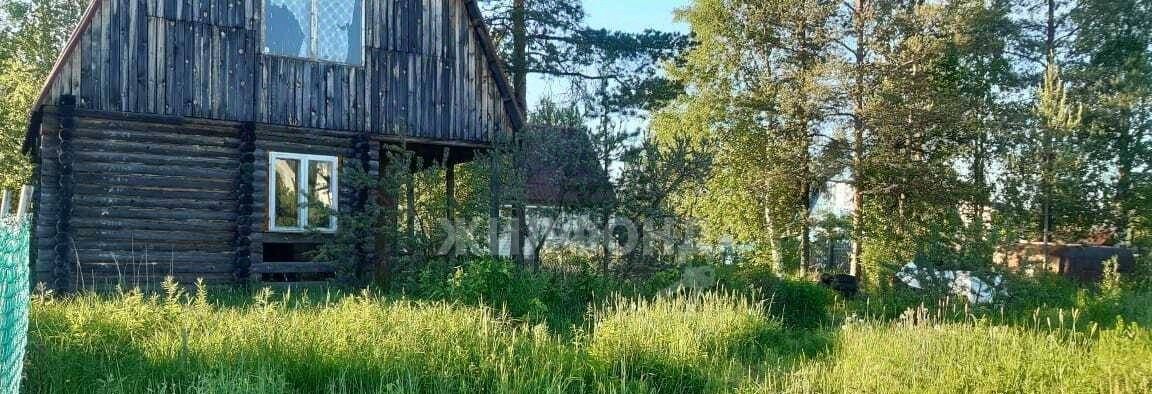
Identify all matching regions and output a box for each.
[23,281,1152,393]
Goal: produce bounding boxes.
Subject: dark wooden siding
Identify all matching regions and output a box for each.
[35,111,241,287]
[43,0,513,145]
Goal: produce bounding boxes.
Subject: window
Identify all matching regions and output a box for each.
[269,152,339,233]
[264,0,364,65]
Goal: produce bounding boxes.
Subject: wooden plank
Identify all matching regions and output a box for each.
[73,120,237,139]
[72,206,237,221]
[69,261,235,275]
[73,184,233,201]
[74,150,237,169]
[72,217,235,232]
[94,0,108,110]
[72,191,235,210]
[74,228,233,243]
[251,262,337,274]
[37,0,512,146]
[72,139,236,158]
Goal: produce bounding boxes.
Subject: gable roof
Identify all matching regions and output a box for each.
[28,0,524,132]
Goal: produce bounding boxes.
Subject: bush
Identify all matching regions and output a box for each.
[715,264,835,328]
[391,257,618,326]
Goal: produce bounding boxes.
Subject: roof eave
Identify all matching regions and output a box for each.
[461,0,526,134]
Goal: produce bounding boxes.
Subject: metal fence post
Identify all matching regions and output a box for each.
[0,190,10,220]
[15,186,33,220]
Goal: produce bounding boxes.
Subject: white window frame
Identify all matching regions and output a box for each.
[261,0,366,66]
[268,152,340,233]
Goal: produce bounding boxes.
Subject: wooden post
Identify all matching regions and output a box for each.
[512,136,527,266]
[406,156,417,243]
[16,185,33,219]
[489,147,502,257]
[443,147,456,260]
[0,190,11,219]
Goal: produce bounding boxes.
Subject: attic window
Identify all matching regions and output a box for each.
[263,0,364,65]
[269,152,339,233]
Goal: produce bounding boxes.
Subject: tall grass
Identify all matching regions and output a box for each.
[24,281,1152,393]
[753,321,1152,393]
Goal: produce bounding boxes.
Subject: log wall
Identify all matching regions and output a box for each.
[31,108,385,287]
[35,110,241,287]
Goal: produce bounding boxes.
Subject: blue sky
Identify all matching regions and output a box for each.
[583,0,691,33]
[525,0,692,109]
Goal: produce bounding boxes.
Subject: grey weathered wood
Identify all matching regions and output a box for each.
[36,0,519,144]
[251,262,337,274]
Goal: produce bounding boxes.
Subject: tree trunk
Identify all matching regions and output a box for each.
[601,210,612,273]
[512,140,528,266]
[764,206,784,272]
[489,148,503,256]
[512,0,528,110]
[406,158,416,245]
[800,182,812,277]
[1041,0,1057,265]
[971,132,989,242]
[444,149,457,262]
[1114,111,1134,244]
[510,0,528,266]
[849,0,868,279]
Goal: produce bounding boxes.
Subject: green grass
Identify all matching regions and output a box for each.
[22,281,1152,393]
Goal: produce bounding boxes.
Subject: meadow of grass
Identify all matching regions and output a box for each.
[22,270,1152,394]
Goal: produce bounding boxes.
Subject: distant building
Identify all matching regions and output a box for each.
[995,242,1136,282]
[498,126,613,259]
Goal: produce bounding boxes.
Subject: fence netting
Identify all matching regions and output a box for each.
[0,217,30,393]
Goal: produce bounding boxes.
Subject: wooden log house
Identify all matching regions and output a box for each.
[22,0,523,290]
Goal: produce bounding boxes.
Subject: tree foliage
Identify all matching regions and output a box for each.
[0,0,87,189]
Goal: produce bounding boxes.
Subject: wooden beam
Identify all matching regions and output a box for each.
[444,147,456,260]
[489,148,501,257]
[251,262,337,275]
[406,155,417,243]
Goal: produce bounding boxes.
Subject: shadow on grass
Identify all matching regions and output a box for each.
[26,283,846,394]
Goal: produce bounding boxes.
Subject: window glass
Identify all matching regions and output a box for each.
[270,153,339,232]
[264,0,363,65]
[264,0,311,58]
[274,158,301,228]
[316,0,363,64]
[308,161,335,229]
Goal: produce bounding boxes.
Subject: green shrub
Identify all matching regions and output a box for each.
[716,264,835,328]
[391,257,618,326]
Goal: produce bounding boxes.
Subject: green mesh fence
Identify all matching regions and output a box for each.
[0,218,30,393]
